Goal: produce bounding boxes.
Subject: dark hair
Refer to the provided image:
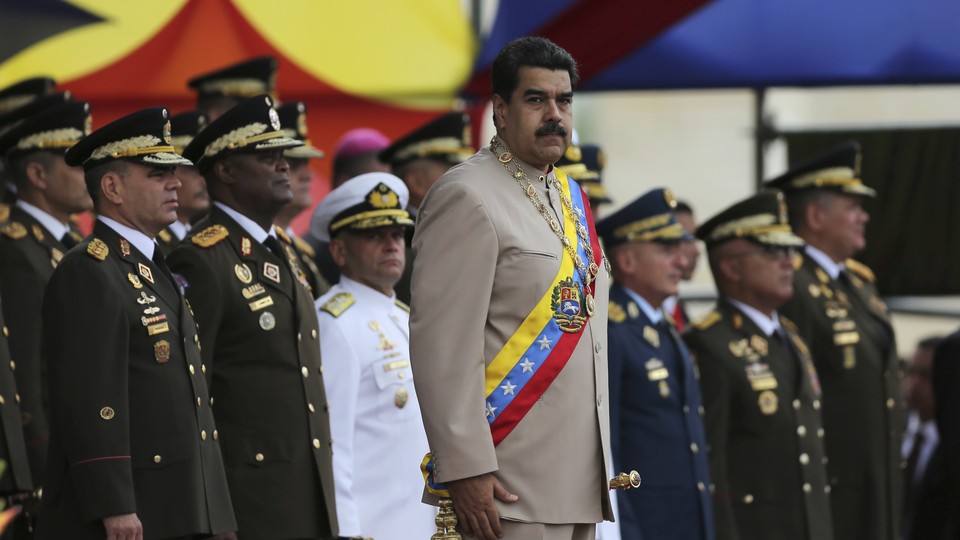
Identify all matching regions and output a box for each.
[491,37,579,105]
[84,160,129,211]
[675,200,694,215]
[917,336,944,351]
[7,150,59,189]
[784,189,828,234]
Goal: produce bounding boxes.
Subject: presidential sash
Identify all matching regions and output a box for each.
[423,169,603,496]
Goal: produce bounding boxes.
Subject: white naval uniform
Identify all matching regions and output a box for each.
[316,276,435,539]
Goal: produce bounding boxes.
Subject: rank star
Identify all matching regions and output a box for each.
[520,358,535,373]
[501,380,517,395]
[537,335,553,350]
[485,401,498,418]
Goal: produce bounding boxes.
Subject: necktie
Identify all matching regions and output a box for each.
[263,236,296,280]
[904,430,925,488]
[152,248,179,292]
[60,233,77,249]
[672,302,686,332]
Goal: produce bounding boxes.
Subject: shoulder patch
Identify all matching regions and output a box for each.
[394,299,410,313]
[845,258,875,282]
[158,229,172,243]
[692,310,721,331]
[1,222,26,240]
[86,238,109,261]
[192,225,229,248]
[274,226,292,244]
[321,292,355,317]
[608,301,626,323]
[293,236,315,258]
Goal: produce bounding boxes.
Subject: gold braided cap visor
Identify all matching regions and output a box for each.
[15,127,84,151]
[202,122,302,158]
[707,213,804,246]
[330,209,414,235]
[88,134,190,165]
[393,136,472,162]
[789,166,876,197]
[197,78,270,98]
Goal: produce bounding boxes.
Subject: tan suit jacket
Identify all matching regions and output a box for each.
[410,146,613,524]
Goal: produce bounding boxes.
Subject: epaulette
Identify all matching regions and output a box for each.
[86,238,109,261]
[394,299,410,313]
[274,226,292,244]
[192,225,229,248]
[157,229,173,243]
[792,252,803,271]
[779,315,798,333]
[320,292,355,317]
[608,301,626,323]
[845,258,875,283]
[0,222,26,240]
[0,203,9,223]
[293,236,315,258]
[692,310,721,331]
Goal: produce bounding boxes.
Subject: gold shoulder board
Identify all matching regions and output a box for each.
[394,299,410,313]
[792,252,803,270]
[0,203,9,223]
[0,222,26,240]
[192,225,229,248]
[692,310,721,331]
[779,315,798,333]
[608,301,627,323]
[274,226,292,244]
[293,236,315,257]
[844,258,875,282]
[158,229,172,243]
[321,292,355,317]
[86,238,109,261]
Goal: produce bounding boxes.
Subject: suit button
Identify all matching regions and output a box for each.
[697,482,705,492]
[312,329,318,339]
[817,428,825,438]
[313,438,321,449]
[822,456,829,465]
[297,332,302,342]
[209,397,215,406]
[8,361,14,371]
[886,398,895,409]
[698,405,705,416]
[0,395,6,405]
[690,443,699,454]
[743,494,754,504]
[803,483,812,493]
[792,399,801,410]
[196,397,201,407]
[824,485,831,494]
[201,364,207,375]
[194,334,199,344]
[255,453,264,462]
[213,430,218,440]
[596,395,602,407]
[594,343,601,353]
[308,403,316,413]
[301,366,309,378]
[153,455,162,464]
[813,400,821,410]
[797,425,807,437]
[15,394,19,404]
[324,403,330,412]
[320,365,325,374]
[799,453,809,465]
[189,365,195,375]
[200,430,207,441]
[683,405,690,414]
[2,326,7,337]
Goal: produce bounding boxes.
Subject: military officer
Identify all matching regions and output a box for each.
[187,56,277,121]
[168,94,338,539]
[683,190,832,540]
[156,110,210,255]
[596,188,714,540]
[0,294,34,518]
[39,107,236,539]
[0,78,56,117]
[555,142,612,212]
[0,100,92,490]
[764,141,901,540]
[312,172,435,539]
[274,101,328,299]
[378,111,473,304]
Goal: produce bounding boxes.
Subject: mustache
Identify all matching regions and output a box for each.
[535,122,567,137]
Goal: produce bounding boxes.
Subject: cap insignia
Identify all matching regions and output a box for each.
[269,108,281,131]
[368,183,399,209]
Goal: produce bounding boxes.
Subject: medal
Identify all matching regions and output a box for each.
[585,293,595,316]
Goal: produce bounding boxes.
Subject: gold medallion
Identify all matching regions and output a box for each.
[259,311,276,331]
[498,152,513,163]
[119,238,131,257]
[758,390,778,415]
[395,387,409,408]
[154,340,171,364]
[585,293,595,316]
[241,237,253,257]
[128,273,143,289]
[235,263,253,284]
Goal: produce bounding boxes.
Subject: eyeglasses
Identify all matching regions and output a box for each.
[723,245,798,260]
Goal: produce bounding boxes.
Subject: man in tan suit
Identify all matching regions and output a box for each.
[411,36,614,540]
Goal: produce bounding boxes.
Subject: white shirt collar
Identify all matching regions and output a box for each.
[214,201,276,244]
[97,216,156,260]
[727,298,781,337]
[622,287,662,324]
[662,295,679,314]
[15,200,70,241]
[805,244,844,280]
[168,220,190,241]
[337,275,396,306]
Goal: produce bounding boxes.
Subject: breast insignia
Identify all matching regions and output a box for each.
[86,238,109,261]
[608,301,626,323]
[692,310,721,331]
[0,222,26,240]
[844,258,875,282]
[192,225,229,248]
[394,299,410,313]
[274,226,292,244]
[158,229,173,243]
[321,292,355,317]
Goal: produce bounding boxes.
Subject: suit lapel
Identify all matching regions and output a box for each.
[11,206,69,268]
[212,207,295,302]
[94,221,182,315]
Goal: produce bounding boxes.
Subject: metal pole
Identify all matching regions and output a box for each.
[754,87,766,191]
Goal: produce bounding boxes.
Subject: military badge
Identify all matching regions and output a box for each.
[395,387,409,408]
[31,224,44,241]
[658,380,670,398]
[248,296,274,312]
[757,390,778,415]
[158,229,172,243]
[235,263,253,284]
[141,313,167,326]
[192,225,228,248]
[843,346,856,369]
[143,306,160,315]
[750,335,768,356]
[241,236,252,257]
[128,273,143,289]
[241,283,266,299]
[138,263,154,284]
[259,311,276,331]
[263,262,281,283]
[627,302,640,320]
[162,120,172,144]
[646,358,669,382]
[551,277,586,333]
[136,291,156,305]
[100,406,115,420]
[643,326,660,348]
[732,314,743,329]
[269,107,281,131]
[729,339,748,357]
[808,283,820,298]
[815,267,829,284]
[154,340,171,364]
[368,182,400,209]
[119,238,131,257]
[50,247,64,268]
[87,238,109,261]
[0,222,26,240]
[608,302,627,323]
[147,322,169,336]
[746,363,778,391]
